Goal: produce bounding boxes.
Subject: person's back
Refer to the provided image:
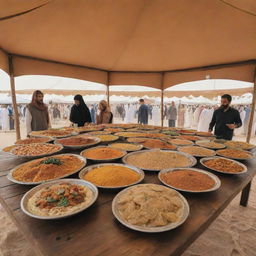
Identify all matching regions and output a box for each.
[138,99,149,124]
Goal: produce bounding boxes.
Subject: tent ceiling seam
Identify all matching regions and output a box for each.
[0,0,53,21]
[218,0,256,17]
[11,53,256,74]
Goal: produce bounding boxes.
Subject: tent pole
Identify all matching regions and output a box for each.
[106,72,110,104]
[8,55,21,140]
[161,72,164,127]
[246,66,256,143]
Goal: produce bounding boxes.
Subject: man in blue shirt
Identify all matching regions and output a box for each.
[138,99,149,125]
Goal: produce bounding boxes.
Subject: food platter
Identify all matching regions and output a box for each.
[54,136,101,150]
[158,168,221,193]
[216,148,254,160]
[200,156,247,175]
[108,143,143,152]
[7,154,87,185]
[177,146,216,158]
[9,143,64,159]
[195,140,226,150]
[29,129,78,139]
[79,163,145,189]
[112,184,190,233]
[15,137,54,145]
[20,178,98,220]
[122,149,197,171]
[80,146,127,162]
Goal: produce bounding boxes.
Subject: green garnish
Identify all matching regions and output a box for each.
[40,157,62,165]
[57,197,69,207]
[46,197,58,203]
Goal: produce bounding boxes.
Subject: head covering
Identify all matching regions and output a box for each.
[30,90,48,111]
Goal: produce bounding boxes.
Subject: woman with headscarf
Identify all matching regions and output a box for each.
[70,94,92,126]
[25,90,50,135]
[96,100,112,124]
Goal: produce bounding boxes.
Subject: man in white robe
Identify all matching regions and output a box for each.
[197,107,214,132]
[1,106,10,131]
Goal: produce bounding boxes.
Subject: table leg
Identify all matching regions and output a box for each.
[240,181,252,207]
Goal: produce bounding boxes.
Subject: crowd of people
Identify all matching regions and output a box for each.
[0,91,255,140]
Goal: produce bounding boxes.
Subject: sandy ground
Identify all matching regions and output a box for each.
[0,121,255,256]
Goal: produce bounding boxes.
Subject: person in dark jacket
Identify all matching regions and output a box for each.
[138,99,149,125]
[209,94,242,140]
[69,94,92,126]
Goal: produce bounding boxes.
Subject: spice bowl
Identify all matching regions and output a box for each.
[158,168,221,193]
[79,163,145,189]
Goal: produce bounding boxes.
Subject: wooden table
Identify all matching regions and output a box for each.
[0,152,255,256]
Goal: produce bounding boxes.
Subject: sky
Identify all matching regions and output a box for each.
[0,69,253,92]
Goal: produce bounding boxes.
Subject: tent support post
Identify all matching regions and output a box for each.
[8,55,21,140]
[161,73,164,127]
[246,67,256,143]
[161,90,164,127]
[106,72,110,104]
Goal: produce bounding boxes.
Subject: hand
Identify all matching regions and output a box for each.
[226,124,236,130]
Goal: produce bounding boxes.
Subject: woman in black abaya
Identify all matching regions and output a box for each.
[69,94,92,126]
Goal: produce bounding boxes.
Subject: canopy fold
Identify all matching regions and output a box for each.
[12,56,108,85]
[0,49,8,74]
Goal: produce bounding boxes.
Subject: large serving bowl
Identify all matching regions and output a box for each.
[21,178,98,220]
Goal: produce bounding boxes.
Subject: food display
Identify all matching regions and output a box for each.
[80,164,144,188]
[159,168,220,192]
[2,145,17,153]
[169,139,194,146]
[55,136,100,148]
[127,137,149,143]
[224,140,256,151]
[196,140,226,149]
[196,131,214,137]
[81,146,126,161]
[139,138,176,150]
[9,154,86,184]
[115,132,166,138]
[104,128,125,133]
[179,129,196,134]
[26,182,94,217]
[15,137,52,145]
[30,129,74,138]
[87,131,111,135]
[76,126,104,133]
[21,179,98,219]
[216,148,253,160]
[94,134,119,142]
[10,143,63,157]
[178,135,201,141]
[200,157,247,174]
[123,150,196,171]
[178,146,216,157]
[109,143,143,151]
[162,130,179,136]
[112,184,189,232]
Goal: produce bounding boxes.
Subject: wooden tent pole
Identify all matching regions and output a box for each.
[106,72,110,104]
[8,55,21,140]
[161,73,164,127]
[246,66,256,143]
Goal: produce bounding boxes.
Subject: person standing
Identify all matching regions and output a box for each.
[209,94,242,140]
[138,99,149,125]
[26,90,50,135]
[1,105,10,131]
[70,94,92,127]
[177,104,185,127]
[96,100,113,124]
[167,101,177,127]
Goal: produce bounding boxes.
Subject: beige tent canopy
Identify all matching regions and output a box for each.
[0,0,255,139]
